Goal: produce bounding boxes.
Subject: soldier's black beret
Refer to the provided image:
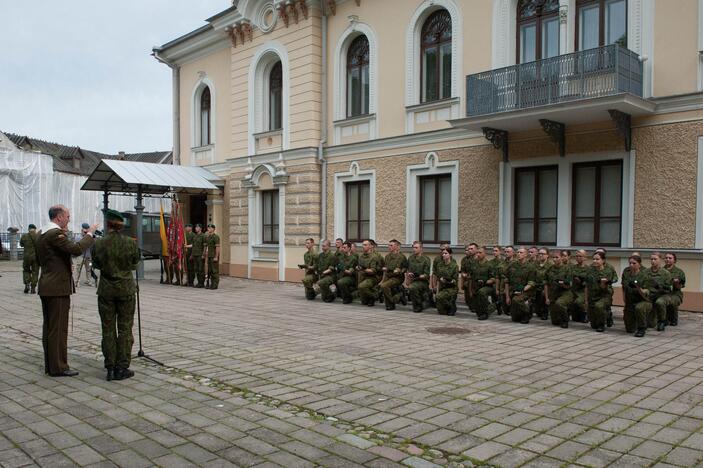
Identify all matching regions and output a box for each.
[102,209,124,222]
[185,223,193,227]
[28,224,36,230]
[208,223,216,229]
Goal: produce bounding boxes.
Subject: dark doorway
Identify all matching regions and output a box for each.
[189,194,208,226]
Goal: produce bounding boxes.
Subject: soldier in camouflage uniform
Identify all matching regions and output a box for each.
[20,224,40,294]
[316,240,338,302]
[545,250,573,328]
[587,252,617,332]
[664,252,685,326]
[431,242,452,304]
[191,224,205,287]
[435,248,459,315]
[569,250,590,323]
[532,248,551,320]
[184,224,195,286]
[92,210,140,381]
[647,252,672,331]
[205,224,220,289]
[300,238,318,300]
[621,254,649,336]
[380,239,408,310]
[470,247,497,320]
[336,241,358,303]
[406,241,431,313]
[488,246,504,315]
[503,247,537,324]
[357,239,383,306]
[595,248,618,327]
[460,243,478,313]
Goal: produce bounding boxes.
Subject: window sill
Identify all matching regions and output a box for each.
[253,129,283,139]
[251,257,278,262]
[333,113,376,126]
[253,244,279,251]
[405,97,460,113]
[191,144,214,152]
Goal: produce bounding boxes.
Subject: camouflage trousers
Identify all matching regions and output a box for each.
[380,277,403,305]
[302,274,317,299]
[358,277,379,305]
[623,301,649,333]
[651,295,668,326]
[23,257,39,286]
[98,295,135,370]
[186,249,194,285]
[192,256,204,286]
[549,291,574,325]
[337,275,356,302]
[588,297,612,328]
[408,280,429,311]
[436,287,457,315]
[509,294,531,323]
[472,286,496,318]
[207,257,219,288]
[317,275,336,302]
[570,290,587,322]
[664,294,682,324]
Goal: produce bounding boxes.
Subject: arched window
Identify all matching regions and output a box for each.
[268,61,282,131]
[517,0,559,63]
[346,35,370,117]
[421,9,452,103]
[199,86,211,146]
[577,0,627,50]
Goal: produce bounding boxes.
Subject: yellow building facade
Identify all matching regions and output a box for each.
[155,0,703,310]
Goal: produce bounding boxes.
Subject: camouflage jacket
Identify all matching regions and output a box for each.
[20,231,39,260]
[665,265,686,300]
[504,260,536,296]
[435,260,458,290]
[383,252,408,279]
[545,263,573,300]
[407,254,431,281]
[92,231,140,298]
[191,233,205,257]
[587,265,618,302]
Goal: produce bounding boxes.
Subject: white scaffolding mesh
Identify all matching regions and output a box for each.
[0,147,169,232]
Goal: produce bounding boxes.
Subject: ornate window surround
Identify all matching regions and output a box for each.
[333,161,376,242]
[248,41,290,155]
[244,163,289,280]
[191,75,216,150]
[332,21,378,144]
[491,0,653,97]
[498,150,635,248]
[405,0,463,133]
[405,152,459,245]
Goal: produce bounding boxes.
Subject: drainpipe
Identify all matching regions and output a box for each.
[153,49,181,166]
[319,4,328,239]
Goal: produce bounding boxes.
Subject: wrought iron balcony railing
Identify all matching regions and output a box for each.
[466,44,643,117]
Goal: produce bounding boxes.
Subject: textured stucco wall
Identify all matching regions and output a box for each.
[326,145,500,245]
[633,121,703,248]
[510,128,624,160]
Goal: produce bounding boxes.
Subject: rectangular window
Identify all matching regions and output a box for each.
[262,190,279,244]
[419,174,451,244]
[577,0,627,50]
[345,181,370,242]
[514,166,558,245]
[572,161,622,246]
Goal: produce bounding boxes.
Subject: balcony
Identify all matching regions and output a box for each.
[453,44,655,136]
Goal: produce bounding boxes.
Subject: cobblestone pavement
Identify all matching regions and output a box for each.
[1,261,703,468]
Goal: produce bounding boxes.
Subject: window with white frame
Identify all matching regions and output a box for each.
[268,61,282,131]
[572,160,622,246]
[419,174,452,244]
[346,35,370,117]
[514,166,558,245]
[199,86,211,147]
[421,9,452,102]
[345,181,370,242]
[262,189,279,244]
[576,0,627,50]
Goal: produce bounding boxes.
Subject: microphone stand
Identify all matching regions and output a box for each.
[135,248,164,366]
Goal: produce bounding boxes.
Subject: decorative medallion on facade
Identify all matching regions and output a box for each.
[257,2,278,33]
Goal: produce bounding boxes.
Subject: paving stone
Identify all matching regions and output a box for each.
[280,440,329,461]
[665,446,703,466]
[462,441,511,461]
[337,434,376,450]
[63,444,106,465]
[367,445,407,462]
[489,447,537,468]
[574,448,622,468]
[400,457,442,468]
[600,434,645,454]
[630,439,674,460]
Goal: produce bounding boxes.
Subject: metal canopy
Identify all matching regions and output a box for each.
[81,160,222,195]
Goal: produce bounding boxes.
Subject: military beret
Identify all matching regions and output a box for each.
[28,224,36,230]
[207,223,216,229]
[195,223,203,228]
[185,223,192,227]
[81,223,90,229]
[102,209,124,223]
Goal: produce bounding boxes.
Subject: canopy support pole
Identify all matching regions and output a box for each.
[102,189,109,229]
[135,186,145,279]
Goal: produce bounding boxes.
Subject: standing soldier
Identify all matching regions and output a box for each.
[587,252,617,332]
[503,247,537,324]
[647,252,672,331]
[92,210,140,381]
[191,224,205,288]
[663,252,685,326]
[20,224,40,294]
[380,239,408,311]
[545,250,573,328]
[357,239,382,306]
[205,224,220,290]
[337,241,358,304]
[316,240,338,302]
[471,247,497,320]
[435,248,459,315]
[532,248,551,320]
[300,238,318,300]
[184,224,195,287]
[406,241,431,313]
[460,244,478,313]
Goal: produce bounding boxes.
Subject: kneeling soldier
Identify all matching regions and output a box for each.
[504,247,536,324]
[316,240,338,302]
[471,247,497,320]
[435,247,459,315]
[380,239,408,310]
[546,250,574,328]
[406,241,431,313]
[337,241,358,303]
[300,238,318,299]
[358,239,382,306]
[663,252,685,326]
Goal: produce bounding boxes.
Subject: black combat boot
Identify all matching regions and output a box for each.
[23,284,29,294]
[656,321,666,331]
[106,367,115,381]
[560,321,569,328]
[385,303,395,311]
[634,328,646,337]
[30,285,36,294]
